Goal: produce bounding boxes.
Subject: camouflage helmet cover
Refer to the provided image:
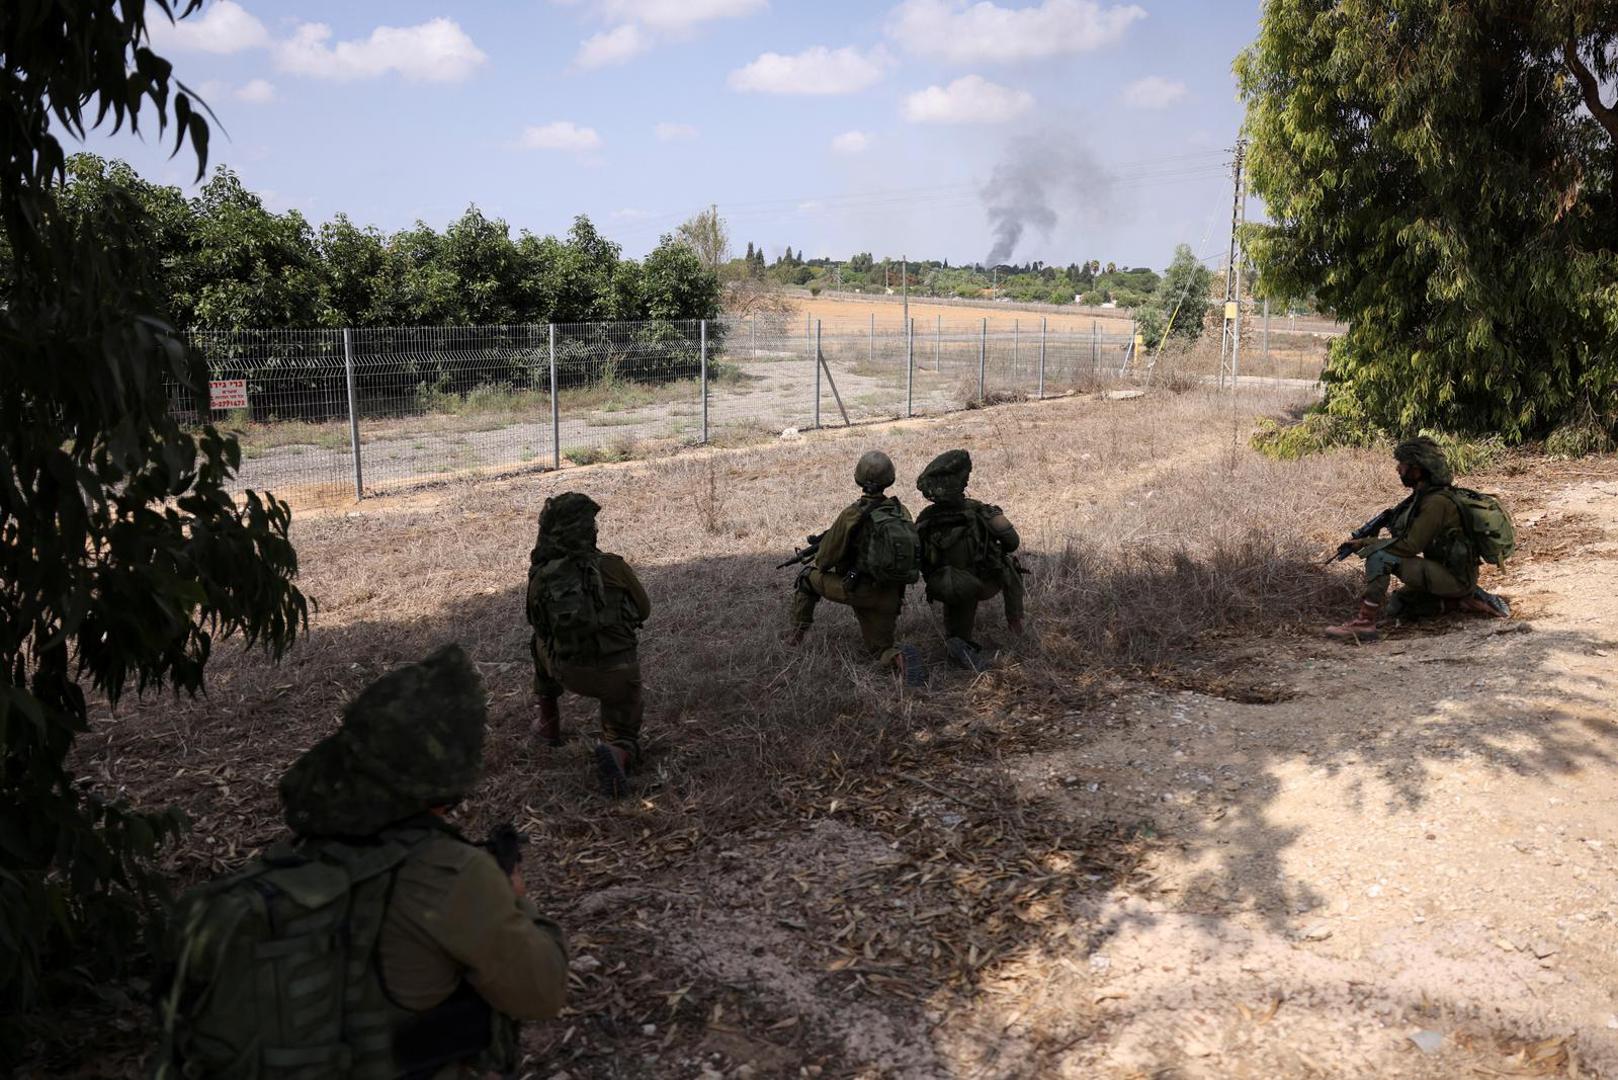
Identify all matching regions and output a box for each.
[533,491,601,560]
[854,450,896,490]
[917,448,972,503]
[279,644,488,838]
[1393,436,1454,487]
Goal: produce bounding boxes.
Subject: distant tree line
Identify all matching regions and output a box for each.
[53,155,723,332]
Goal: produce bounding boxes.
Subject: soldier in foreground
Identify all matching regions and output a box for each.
[915,449,1026,671]
[526,492,652,798]
[1325,436,1513,642]
[787,450,925,684]
[157,645,568,1079]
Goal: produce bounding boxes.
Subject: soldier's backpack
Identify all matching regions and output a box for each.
[156,829,460,1079]
[1441,487,1517,567]
[526,554,637,663]
[855,499,922,586]
[920,503,1004,578]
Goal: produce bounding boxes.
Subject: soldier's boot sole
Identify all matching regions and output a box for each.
[1322,622,1380,642]
[1460,589,1511,619]
[594,743,630,799]
[894,643,927,687]
[945,636,990,673]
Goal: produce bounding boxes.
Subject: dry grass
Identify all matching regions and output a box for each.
[52,384,1406,1077]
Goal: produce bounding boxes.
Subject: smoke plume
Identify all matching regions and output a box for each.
[982,135,1111,265]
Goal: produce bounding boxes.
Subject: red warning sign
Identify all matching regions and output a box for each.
[209,379,249,410]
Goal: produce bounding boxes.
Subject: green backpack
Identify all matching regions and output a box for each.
[856,499,922,587]
[156,829,458,1079]
[526,553,637,663]
[1441,487,1517,567]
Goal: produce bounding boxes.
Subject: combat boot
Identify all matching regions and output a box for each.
[1323,601,1382,643]
[893,643,927,687]
[531,696,562,747]
[1458,588,1511,619]
[945,636,990,673]
[594,742,630,799]
[1006,615,1026,637]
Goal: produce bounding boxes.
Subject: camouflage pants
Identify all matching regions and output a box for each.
[935,569,1025,642]
[792,569,904,666]
[532,639,643,765]
[1362,551,1472,613]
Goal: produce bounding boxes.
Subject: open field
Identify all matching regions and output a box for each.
[41,387,1618,1078]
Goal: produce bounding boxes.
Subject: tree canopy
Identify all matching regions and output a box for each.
[1237,0,1618,446]
[1,1,308,1045]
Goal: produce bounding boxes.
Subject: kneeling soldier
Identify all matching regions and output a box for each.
[157,646,569,1079]
[915,449,1026,671]
[789,451,925,684]
[526,493,652,797]
[1325,436,1512,642]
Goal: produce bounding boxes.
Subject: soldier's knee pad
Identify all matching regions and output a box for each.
[794,565,816,595]
[1364,549,1402,579]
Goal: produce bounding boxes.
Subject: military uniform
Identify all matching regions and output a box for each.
[1326,437,1509,642]
[158,646,568,1080]
[790,493,909,664]
[526,493,652,796]
[914,449,1025,658]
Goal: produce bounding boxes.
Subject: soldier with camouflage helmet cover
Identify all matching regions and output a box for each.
[1325,436,1511,642]
[526,492,652,798]
[915,449,1026,671]
[157,645,568,1079]
[788,451,925,683]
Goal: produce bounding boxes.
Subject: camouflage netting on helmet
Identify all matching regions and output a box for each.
[279,644,488,837]
[1394,436,1454,487]
[917,449,972,504]
[532,491,601,562]
[854,450,896,491]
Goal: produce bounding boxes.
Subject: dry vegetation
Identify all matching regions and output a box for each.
[53,387,1405,1076]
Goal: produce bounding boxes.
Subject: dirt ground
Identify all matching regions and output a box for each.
[44,389,1618,1079]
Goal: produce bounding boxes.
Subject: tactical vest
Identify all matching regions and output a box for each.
[526,552,639,664]
[156,825,516,1079]
[918,501,1005,577]
[1392,487,1475,577]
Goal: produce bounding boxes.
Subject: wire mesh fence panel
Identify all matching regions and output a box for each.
[812,325,910,427]
[346,325,552,496]
[187,329,354,506]
[551,321,706,467]
[1042,325,1134,392]
[708,316,816,441]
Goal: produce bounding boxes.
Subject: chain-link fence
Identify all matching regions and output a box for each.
[183,316,1162,507]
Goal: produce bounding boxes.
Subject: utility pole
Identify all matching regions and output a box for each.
[1218,138,1248,390]
[902,256,909,328]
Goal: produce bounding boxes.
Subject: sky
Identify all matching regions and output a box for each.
[89,0,1261,270]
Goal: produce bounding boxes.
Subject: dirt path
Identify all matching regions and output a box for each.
[989,475,1618,1077]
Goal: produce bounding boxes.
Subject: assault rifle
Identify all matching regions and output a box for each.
[1328,493,1416,563]
[776,532,824,570]
[482,822,527,876]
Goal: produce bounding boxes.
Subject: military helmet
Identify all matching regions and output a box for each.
[917,448,972,502]
[854,450,896,490]
[534,491,601,558]
[1393,436,1453,487]
[279,644,488,837]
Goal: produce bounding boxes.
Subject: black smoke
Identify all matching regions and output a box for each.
[983,135,1112,266]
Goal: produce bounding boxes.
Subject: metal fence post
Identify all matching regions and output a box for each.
[935,314,942,372]
[813,320,822,429]
[751,318,757,362]
[869,312,875,371]
[1013,319,1019,379]
[700,319,709,445]
[977,318,987,402]
[342,327,364,500]
[1038,317,1046,400]
[1091,320,1098,371]
[549,323,559,469]
[906,318,915,418]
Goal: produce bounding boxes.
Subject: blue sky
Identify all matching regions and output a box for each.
[91,0,1260,269]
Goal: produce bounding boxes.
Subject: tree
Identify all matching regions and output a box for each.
[1144,244,1214,347]
[188,168,324,330]
[849,251,874,273]
[0,0,307,1043]
[674,205,729,273]
[642,236,721,321]
[1237,0,1618,444]
[317,214,395,327]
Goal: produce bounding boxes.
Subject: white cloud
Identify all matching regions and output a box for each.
[728,46,888,95]
[902,75,1033,124]
[275,18,486,82]
[150,0,269,54]
[583,0,767,32]
[611,207,657,219]
[655,122,699,142]
[519,121,603,152]
[235,78,277,104]
[886,0,1145,63]
[830,130,872,154]
[1121,75,1188,109]
[574,23,652,69]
